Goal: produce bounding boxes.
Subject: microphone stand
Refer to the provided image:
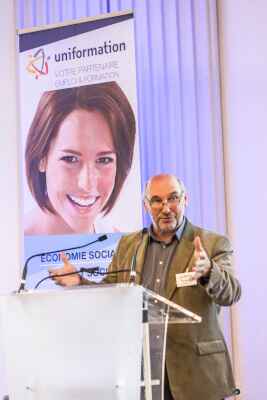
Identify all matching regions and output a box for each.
[18,235,107,293]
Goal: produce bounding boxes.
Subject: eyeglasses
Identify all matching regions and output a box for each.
[146,193,183,210]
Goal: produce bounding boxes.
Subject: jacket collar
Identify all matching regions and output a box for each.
[134,219,196,296]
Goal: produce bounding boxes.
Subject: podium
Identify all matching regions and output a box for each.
[0,284,201,399]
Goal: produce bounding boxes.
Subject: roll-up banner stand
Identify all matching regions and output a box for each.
[18,11,142,289]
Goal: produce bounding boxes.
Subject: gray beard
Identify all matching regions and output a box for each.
[158,221,178,234]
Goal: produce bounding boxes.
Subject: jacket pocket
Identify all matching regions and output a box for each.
[196,339,226,356]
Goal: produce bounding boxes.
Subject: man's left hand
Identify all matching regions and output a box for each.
[192,236,211,280]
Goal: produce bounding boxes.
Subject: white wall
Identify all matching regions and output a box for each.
[0,0,21,396]
[0,2,21,289]
[218,1,267,399]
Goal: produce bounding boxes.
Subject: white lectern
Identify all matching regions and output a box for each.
[0,284,201,400]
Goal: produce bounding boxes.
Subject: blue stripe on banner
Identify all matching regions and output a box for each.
[19,12,133,52]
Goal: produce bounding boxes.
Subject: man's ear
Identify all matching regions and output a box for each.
[143,198,150,213]
[38,158,47,172]
[183,193,189,207]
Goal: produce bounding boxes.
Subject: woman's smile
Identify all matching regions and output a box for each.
[67,194,100,208]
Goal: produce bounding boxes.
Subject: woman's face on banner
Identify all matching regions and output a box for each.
[39,109,117,233]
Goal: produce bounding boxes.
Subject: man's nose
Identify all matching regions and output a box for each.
[78,165,98,191]
[161,201,171,212]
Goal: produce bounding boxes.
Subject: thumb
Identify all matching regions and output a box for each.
[194,236,203,253]
[60,252,70,266]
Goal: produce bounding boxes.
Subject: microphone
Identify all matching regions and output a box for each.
[129,227,148,283]
[18,235,108,293]
[35,265,143,290]
[34,266,101,290]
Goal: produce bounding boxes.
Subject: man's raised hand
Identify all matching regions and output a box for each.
[192,236,211,280]
[48,253,80,286]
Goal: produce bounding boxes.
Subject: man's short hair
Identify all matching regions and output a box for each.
[144,174,186,200]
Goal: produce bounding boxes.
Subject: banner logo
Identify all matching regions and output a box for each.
[26,48,50,79]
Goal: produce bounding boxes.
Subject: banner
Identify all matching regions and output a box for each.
[18,11,142,289]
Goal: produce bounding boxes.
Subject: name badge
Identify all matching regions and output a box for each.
[176,272,197,288]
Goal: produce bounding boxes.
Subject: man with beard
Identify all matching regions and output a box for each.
[51,173,241,400]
